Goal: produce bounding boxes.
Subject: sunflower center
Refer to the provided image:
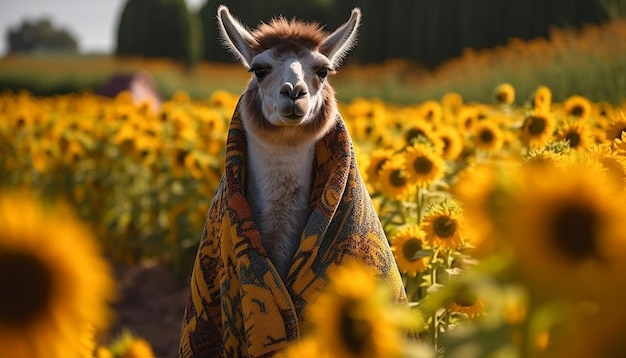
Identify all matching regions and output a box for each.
[527,116,547,135]
[405,128,426,144]
[550,203,599,261]
[434,216,457,238]
[479,129,495,144]
[402,238,423,262]
[496,92,510,103]
[375,158,387,174]
[176,150,189,165]
[390,170,406,188]
[441,137,451,152]
[413,156,433,175]
[339,304,372,355]
[0,251,54,325]
[616,127,626,140]
[565,131,581,148]
[570,105,584,117]
[454,288,478,307]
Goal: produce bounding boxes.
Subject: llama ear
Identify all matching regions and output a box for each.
[217,5,258,68]
[320,8,361,69]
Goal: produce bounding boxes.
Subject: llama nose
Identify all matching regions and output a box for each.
[280,82,307,100]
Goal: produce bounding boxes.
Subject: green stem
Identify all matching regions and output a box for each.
[417,187,425,224]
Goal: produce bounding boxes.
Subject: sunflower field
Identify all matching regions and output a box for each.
[2,80,626,357]
[3,15,626,358]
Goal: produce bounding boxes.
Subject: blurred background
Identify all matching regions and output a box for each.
[1,0,625,104]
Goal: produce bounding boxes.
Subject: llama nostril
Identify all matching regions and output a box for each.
[280,82,307,99]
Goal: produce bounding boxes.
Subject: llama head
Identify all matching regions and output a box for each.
[217,6,361,145]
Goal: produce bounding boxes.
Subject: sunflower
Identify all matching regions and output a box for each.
[377,156,411,200]
[365,148,394,185]
[441,92,464,113]
[419,100,443,123]
[504,164,626,297]
[456,106,477,133]
[403,121,444,153]
[452,164,520,252]
[588,146,626,197]
[0,191,115,358]
[563,94,592,121]
[107,330,156,358]
[604,110,626,142]
[613,131,626,155]
[494,83,515,105]
[120,338,155,358]
[520,112,556,148]
[447,284,486,319]
[391,225,430,276]
[532,86,552,113]
[421,200,466,251]
[434,125,464,161]
[306,261,412,358]
[472,120,504,152]
[402,143,446,188]
[555,120,594,151]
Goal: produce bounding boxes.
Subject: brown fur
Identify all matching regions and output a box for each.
[250,18,328,57]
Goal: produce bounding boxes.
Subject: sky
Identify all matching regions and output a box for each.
[0,0,205,55]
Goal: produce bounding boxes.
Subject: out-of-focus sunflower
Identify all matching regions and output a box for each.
[456,106,477,133]
[585,146,626,198]
[0,191,115,358]
[452,164,519,252]
[391,225,430,276]
[494,83,515,105]
[120,338,155,358]
[403,143,446,188]
[404,121,444,153]
[604,110,626,142]
[442,92,464,114]
[306,261,414,358]
[419,100,443,123]
[556,120,594,151]
[447,284,486,319]
[563,94,592,121]
[377,156,411,200]
[504,164,626,297]
[532,86,552,113]
[421,200,466,251]
[472,120,504,152]
[434,125,464,161]
[108,330,156,358]
[365,148,394,185]
[520,112,556,148]
[613,131,626,154]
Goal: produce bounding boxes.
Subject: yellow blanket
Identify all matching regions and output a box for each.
[178,103,406,357]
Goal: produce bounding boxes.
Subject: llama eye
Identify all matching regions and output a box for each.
[316,68,329,79]
[249,67,269,80]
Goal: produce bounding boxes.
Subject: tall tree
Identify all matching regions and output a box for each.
[116,0,202,66]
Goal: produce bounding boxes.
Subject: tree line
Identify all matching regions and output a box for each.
[6,0,612,68]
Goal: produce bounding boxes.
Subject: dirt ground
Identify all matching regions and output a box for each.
[110,260,190,358]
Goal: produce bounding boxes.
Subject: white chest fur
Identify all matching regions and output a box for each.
[246,136,315,278]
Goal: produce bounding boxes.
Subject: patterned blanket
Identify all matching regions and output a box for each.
[178,103,406,357]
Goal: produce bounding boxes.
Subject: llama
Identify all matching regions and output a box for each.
[179,7,406,357]
[216,5,360,278]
